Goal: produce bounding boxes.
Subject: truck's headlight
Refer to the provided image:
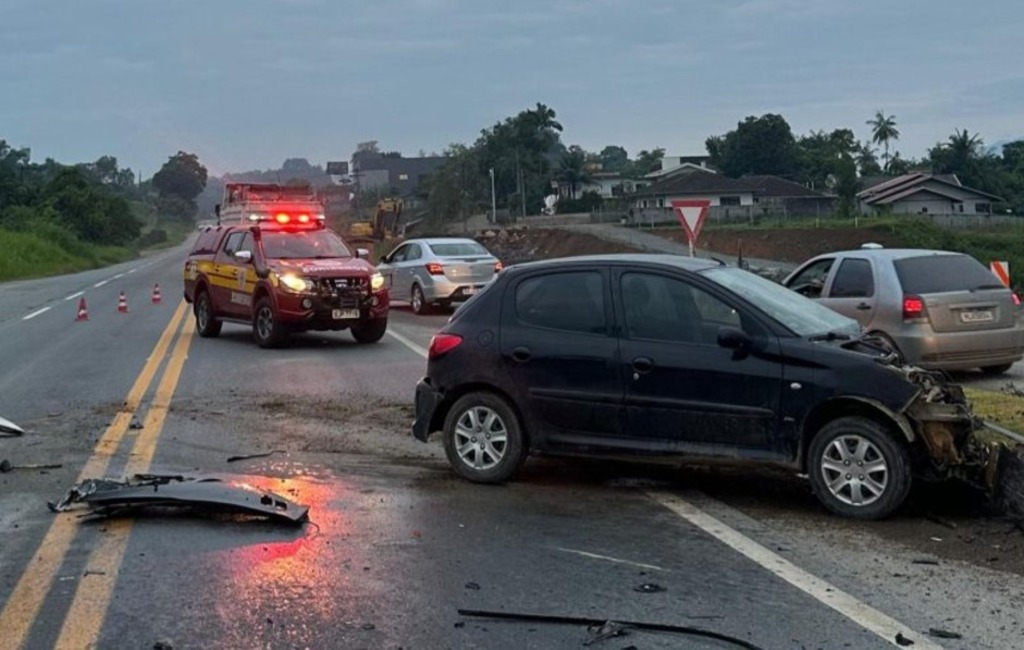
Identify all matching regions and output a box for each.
[279,273,311,293]
[370,272,385,291]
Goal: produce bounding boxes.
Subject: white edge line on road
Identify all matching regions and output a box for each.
[386,329,429,359]
[127,268,137,274]
[646,490,943,650]
[112,273,125,280]
[65,291,84,301]
[22,307,51,321]
[556,547,665,572]
[93,280,109,288]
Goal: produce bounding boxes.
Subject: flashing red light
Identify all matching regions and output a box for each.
[297,214,310,223]
[494,261,503,273]
[426,262,445,275]
[428,333,463,358]
[902,295,925,320]
[274,213,291,224]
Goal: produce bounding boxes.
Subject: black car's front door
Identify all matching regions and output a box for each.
[615,270,786,457]
[499,268,624,446]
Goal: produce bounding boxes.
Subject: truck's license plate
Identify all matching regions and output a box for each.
[961,310,994,323]
[333,309,360,319]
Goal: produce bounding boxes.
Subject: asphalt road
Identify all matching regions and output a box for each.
[1,242,1023,649]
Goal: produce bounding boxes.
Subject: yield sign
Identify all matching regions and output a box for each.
[670,199,710,243]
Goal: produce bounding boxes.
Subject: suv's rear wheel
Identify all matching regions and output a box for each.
[351,318,387,344]
[253,297,288,348]
[443,392,527,483]
[411,284,431,315]
[194,290,222,338]
[807,416,911,519]
[981,362,1014,375]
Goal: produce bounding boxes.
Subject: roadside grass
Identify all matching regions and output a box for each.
[0,227,134,282]
[964,387,1024,445]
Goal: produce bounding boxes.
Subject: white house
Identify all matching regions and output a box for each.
[857,173,1002,216]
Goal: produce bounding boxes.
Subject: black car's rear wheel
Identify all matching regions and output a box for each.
[443,392,527,483]
[194,290,222,338]
[807,417,911,520]
[253,297,288,348]
[351,318,387,344]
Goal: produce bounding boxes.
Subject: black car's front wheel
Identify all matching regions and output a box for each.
[807,417,911,520]
[443,392,527,483]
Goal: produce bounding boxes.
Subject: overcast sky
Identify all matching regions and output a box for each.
[2,0,1022,176]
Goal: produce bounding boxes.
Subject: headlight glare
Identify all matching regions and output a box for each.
[371,272,385,290]
[279,273,310,292]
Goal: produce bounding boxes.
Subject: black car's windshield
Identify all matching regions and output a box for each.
[702,266,860,337]
[261,229,351,259]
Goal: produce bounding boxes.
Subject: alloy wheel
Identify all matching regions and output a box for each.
[819,434,889,507]
[454,405,508,471]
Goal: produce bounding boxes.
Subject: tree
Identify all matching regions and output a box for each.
[706,114,799,178]
[152,151,207,220]
[555,146,592,199]
[797,128,859,189]
[856,143,883,176]
[598,145,629,172]
[866,111,900,172]
[834,154,859,218]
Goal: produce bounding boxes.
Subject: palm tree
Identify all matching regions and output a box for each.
[866,111,900,172]
[946,128,983,165]
[556,146,591,200]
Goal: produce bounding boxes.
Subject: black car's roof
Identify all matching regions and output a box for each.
[507,253,723,273]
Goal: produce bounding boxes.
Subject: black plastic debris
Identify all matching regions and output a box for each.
[226,449,286,463]
[927,628,962,640]
[895,632,915,646]
[584,620,632,646]
[632,583,666,593]
[1,459,63,473]
[0,415,25,436]
[48,474,309,524]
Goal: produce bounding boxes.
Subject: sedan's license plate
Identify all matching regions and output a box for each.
[961,310,994,323]
[333,308,360,319]
[464,286,477,295]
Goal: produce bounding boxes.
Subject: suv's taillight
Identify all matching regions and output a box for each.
[428,333,462,358]
[426,262,445,275]
[902,295,926,321]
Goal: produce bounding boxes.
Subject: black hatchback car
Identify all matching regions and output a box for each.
[413,254,986,519]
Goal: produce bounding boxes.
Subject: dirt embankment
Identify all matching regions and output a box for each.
[687,227,905,264]
[476,227,639,265]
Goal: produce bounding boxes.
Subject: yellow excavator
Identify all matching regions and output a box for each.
[349,198,403,242]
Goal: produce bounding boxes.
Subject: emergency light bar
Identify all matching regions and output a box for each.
[247,212,326,226]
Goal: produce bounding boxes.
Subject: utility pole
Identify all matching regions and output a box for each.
[489,167,496,224]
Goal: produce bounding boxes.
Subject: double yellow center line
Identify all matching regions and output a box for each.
[0,300,195,650]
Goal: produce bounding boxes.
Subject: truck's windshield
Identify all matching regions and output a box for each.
[261,230,351,259]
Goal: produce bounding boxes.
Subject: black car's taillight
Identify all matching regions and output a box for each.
[428,333,463,358]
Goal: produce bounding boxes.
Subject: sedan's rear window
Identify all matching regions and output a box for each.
[894,255,1003,294]
[429,242,489,257]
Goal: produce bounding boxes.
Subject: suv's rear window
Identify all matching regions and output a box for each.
[894,254,1002,294]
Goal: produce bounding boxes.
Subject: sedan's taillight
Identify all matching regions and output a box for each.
[902,295,926,321]
[426,262,445,275]
[428,333,463,358]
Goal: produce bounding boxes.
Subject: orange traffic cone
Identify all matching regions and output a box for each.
[75,297,89,321]
[117,291,129,313]
[151,284,162,304]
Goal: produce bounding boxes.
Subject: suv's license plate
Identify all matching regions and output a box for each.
[333,309,360,319]
[961,310,994,323]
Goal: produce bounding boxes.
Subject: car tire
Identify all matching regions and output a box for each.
[194,290,222,338]
[807,416,911,520]
[411,284,431,315]
[443,392,527,484]
[253,297,287,348]
[980,363,1014,375]
[351,318,387,344]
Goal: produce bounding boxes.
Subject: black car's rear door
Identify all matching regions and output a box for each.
[614,269,786,457]
[498,267,624,445]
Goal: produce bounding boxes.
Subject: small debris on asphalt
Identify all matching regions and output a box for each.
[632,583,666,593]
[129,418,143,430]
[895,632,915,646]
[226,449,286,463]
[1000,381,1024,398]
[83,570,106,577]
[925,516,958,530]
[0,415,25,436]
[584,620,632,646]
[911,559,939,565]
[465,582,481,590]
[153,641,173,650]
[929,537,943,542]
[1,459,63,473]
[927,628,963,639]
[361,623,375,631]
[453,622,465,629]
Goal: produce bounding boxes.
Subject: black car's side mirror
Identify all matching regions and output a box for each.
[717,327,752,359]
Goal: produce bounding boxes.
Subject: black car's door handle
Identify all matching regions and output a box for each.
[632,357,654,373]
[511,347,531,363]
[856,302,872,311]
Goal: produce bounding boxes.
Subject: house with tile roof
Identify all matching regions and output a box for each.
[857,173,1002,216]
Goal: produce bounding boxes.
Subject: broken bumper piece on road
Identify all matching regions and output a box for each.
[48,474,310,524]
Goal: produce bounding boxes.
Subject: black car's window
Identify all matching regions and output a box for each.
[621,273,740,344]
[516,271,606,334]
[895,254,1002,294]
[829,258,874,298]
[786,258,833,297]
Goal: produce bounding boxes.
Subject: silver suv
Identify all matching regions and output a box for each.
[783,247,1024,374]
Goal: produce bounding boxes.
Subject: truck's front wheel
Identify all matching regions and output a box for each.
[195,290,222,338]
[253,298,288,348]
[351,318,387,344]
